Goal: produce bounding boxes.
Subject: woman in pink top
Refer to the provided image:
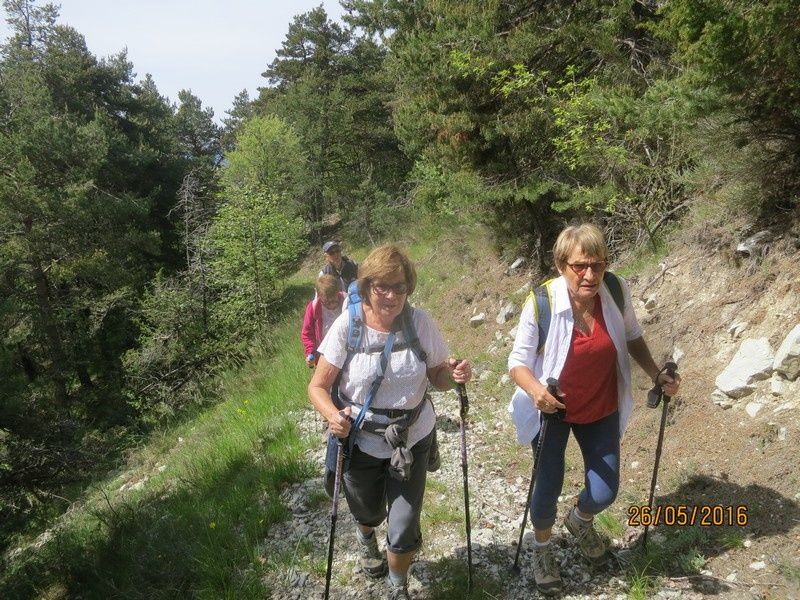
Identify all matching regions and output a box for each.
[301,275,345,366]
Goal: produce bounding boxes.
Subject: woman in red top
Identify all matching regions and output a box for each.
[301,275,344,366]
[508,224,681,595]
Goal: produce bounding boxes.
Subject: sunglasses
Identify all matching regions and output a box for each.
[566,261,608,276]
[371,282,408,296]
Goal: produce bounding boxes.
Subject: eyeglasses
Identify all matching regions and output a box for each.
[566,261,608,276]
[371,282,408,296]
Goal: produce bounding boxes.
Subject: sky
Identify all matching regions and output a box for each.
[0,0,347,122]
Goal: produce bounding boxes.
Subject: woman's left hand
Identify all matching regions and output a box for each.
[449,358,472,384]
[657,370,681,397]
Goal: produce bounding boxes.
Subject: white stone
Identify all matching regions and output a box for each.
[745,402,763,418]
[631,461,640,469]
[773,324,800,380]
[508,257,526,272]
[726,573,737,582]
[470,313,486,327]
[743,539,753,548]
[515,283,531,295]
[778,427,787,442]
[644,296,657,311]
[728,321,749,339]
[495,330,504,341]
[715,338,774,398]
[500,374,511,386]
[672,346,685,365]
[749,561,766,571]
[496,302,517,324]
[479,370,492,382]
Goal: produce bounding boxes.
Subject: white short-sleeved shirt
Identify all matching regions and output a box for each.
[318,306,449,458]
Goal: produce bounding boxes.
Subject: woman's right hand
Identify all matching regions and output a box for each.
[531,380,565,415]
[328,406,352,439]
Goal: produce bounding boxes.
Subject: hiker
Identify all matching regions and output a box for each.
[320,240,358,292]
[308,244,472,600]
[507,223,681,595]
[302,275,346,367]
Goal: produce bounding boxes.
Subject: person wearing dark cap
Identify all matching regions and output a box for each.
[320,240,358,292]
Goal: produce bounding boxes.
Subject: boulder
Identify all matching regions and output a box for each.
[773,324,800,380]
[715,338,774,398]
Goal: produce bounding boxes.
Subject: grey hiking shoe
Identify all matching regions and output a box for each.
[564,506,608,563]
[357,530,388,578]
[532,542,562,596]
[385,576,410,600]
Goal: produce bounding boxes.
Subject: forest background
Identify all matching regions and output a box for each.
[1,0,799,589]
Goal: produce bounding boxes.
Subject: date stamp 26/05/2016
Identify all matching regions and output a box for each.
[627,504,748,527]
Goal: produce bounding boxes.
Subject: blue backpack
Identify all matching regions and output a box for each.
[531,271,625,353]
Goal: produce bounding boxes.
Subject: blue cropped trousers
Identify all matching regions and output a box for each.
[530,410,620,530]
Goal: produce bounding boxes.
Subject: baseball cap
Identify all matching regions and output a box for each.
[322,241,341,253]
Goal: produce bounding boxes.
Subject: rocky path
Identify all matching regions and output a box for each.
[257,386,745,600]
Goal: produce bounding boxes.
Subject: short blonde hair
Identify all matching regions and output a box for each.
[357,244,417,305]
[553,223,608,269]
[315,274,340,302]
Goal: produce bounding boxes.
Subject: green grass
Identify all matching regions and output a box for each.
[0,320,316,600]
[596,511,625,537]
[627,565,660,600]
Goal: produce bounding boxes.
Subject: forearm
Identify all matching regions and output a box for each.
[308,385,339,422]
[627,336,661,383]
[429,363,454,391]
[307,359,341,422]
[510,365,546,399]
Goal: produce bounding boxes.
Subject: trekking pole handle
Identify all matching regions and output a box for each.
[647,362,678,408]
[454,358,469,418]
[545,377,566,421]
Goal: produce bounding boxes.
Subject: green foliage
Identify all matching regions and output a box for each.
[1,321,316,599]
[209,188,306,330]
[656,0,800,207]
[221,114,309,214]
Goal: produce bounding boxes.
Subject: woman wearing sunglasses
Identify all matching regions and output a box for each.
[508,223,681,595]
[309,244,471,600]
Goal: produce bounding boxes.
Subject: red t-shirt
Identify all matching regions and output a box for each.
[559,295,618,424]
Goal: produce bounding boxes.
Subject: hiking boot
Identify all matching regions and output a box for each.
[564,506,608,563]
[385,576,410,600]
[357,530,388,578]
[532,542,562,596]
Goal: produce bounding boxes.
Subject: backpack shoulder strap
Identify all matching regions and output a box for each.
[532,278,556,354]
[343,281,364,372]
[602,271,625,315]
[399,304,427,364]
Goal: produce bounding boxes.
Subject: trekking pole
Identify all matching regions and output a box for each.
[456,377,474,591]
[642,362,678,550]
[324,411,351,600]
[512,378,564,574]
